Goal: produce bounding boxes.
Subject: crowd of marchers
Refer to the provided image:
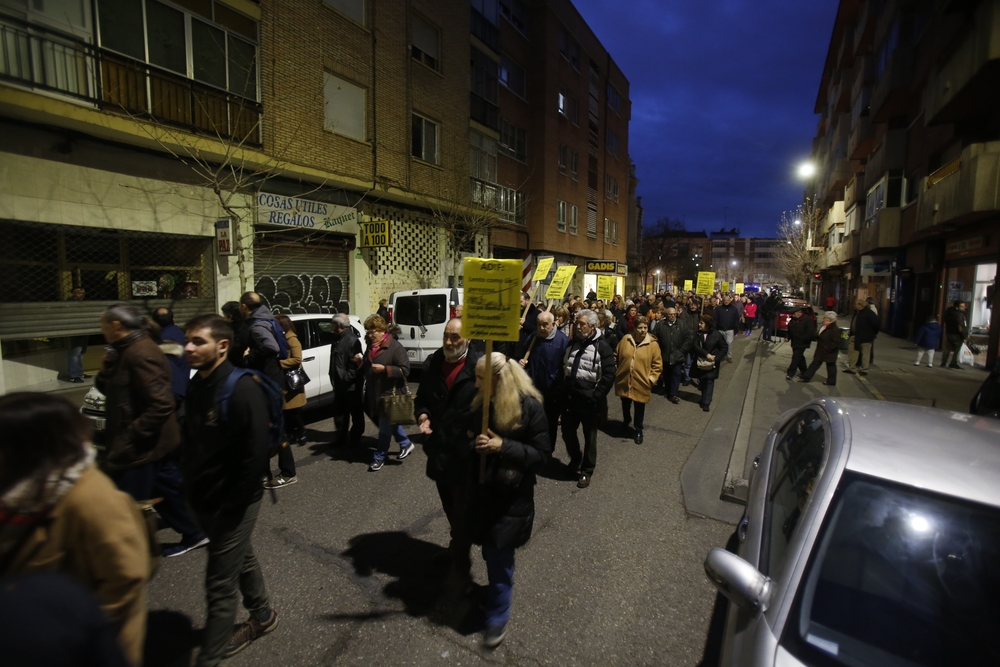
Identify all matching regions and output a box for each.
[1,284,903,663]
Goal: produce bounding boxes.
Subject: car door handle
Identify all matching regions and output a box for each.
[303,356,315,362]
[737,516,749,543]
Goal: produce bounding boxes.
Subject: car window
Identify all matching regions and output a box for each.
[292,321,310,349]
[785,474,1000,666]
[762,408,827,580]
[308,320,337,349]
[393,295,447,327]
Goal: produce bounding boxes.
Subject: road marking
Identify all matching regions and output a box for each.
[856,375,886,401]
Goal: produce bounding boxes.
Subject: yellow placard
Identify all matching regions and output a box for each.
[359,220,391,248]
[532,256,554,282]
[461,258,523,342]
[596,275,616,301]
[721,281,730,293]
[735,282,745,294]
[695,272,716,295]
[545,265,577,300]
[683,280,693,292]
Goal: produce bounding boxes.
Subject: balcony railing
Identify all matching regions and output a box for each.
[0,17,261,145]
[916,141,1000,232]
[470,9,499,53]
[860,207,901,254]
[470,92,499,131]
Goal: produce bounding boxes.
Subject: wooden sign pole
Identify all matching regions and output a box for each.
[479,339,494,484]
[522,335,538,362]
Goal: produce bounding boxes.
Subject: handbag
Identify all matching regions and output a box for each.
[284,366,310,392]
[380,383,416,425]
[696,357,716,370]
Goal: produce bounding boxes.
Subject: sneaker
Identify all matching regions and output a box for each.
[163,535,209,558]
[926,365,933,368]
[914,362,920,366]
[263,475,297,489]
[785,375,794,381]
[949,364,963,370]
[369,459,384,472]
[224,609,278,658]
[483,622,507,648]
[397,443,415,460]
[67,377,84,384]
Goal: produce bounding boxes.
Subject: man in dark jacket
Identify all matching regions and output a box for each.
[518,310,570,445]
[97,304,206,558]
[519,291,539,345]
[329,314,365,446]
[713,294,740,362]
[182,314,278,665]
[657,307,693,403]
[560,309,615,489]
[799,311,841,385]
[761,290,782,341]
[942,300,969,370]
[846,299,880,375]
[785,309,815,380]
[415,318,482,592]
[238,292,285,389]
[152,307,191,407]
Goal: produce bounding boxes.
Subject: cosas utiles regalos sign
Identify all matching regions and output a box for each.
[257,192,358,232]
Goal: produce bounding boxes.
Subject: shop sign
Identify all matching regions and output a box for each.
[585,260,617,274]
[947,281,963,303]
[215,218,235,256]
[946,237,983,256]
[257,192,357,230]
[131,281,157,297]
[359,220,391,247]
[616,263,628,276]
[860,255,892,276]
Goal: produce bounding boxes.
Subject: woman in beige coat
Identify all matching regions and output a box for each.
[267,315,307,489]
[0,392,150,666]
[614,316,663,444]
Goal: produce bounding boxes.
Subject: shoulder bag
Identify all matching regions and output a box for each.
[284,366,310,393]
[696,357,716,370]
[380,382,416,425]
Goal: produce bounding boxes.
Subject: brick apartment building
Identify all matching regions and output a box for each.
[0,0,632,391]
[643,229,782,292]
[808,0,999,367]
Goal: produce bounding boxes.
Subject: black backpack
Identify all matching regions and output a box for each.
[217,368,287,457]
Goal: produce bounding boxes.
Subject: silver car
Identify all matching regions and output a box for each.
[705,398,1000,666]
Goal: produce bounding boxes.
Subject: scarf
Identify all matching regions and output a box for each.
[0,446,95,565]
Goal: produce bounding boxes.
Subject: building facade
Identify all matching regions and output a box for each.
[809,0,999,367]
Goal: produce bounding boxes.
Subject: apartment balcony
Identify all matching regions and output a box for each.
[823,157,851,205]
[837,23,856,68]
[916,141,1000,233]
[924,0,1000,126]
[0,16,261,145]
[851,55,874,104]
[849,114,876,160]
[470,93,499,131]
[871,47,914,123]
[859,207,901,254]
[865,128,906,182]
[844,171,866,209]
[470,8,498,53]
[853,0,877,56]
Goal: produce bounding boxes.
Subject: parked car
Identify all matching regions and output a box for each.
[704,397,1000,666]
[775,298,816,338]
[387,287,462,366]
[81,313,365,438]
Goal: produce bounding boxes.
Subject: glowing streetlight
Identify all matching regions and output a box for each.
[794,218,802,225]
[797,162,816,179]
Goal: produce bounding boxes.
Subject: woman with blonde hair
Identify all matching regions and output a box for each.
[467,352,551,649]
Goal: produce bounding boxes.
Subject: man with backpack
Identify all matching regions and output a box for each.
[237,291,288,388]
[182,314,279,666]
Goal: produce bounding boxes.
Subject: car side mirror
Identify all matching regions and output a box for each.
[704,548,773,612]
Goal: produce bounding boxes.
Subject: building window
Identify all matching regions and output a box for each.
[558,27,580,70]
[412,113,439,163]
[587,203,597,239]
[604,218,610,244]
[612,220,618,245]
[324,0,364,25]
[498,118,526,161]
[324,72,366,141]
[471,46,498,104]
[606,129,620,158]
[499,0,528,36]
[557,200,567,232]
[498,186,525,224]
[469,129,497,182]
[558,144,568,173]
[569,150,579,178]
[569,204,578,235]
[606,83,621,114]
[604,174,619,202]
[558,87,578,123]
[411,14,440,71]
[499,54,526,98]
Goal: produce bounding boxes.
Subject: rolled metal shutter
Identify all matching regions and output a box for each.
[253,244,350,315]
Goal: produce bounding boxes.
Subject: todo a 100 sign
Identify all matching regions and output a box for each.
[359,220,391,248]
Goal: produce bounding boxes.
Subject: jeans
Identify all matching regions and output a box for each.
[786,348,809,378]
[68,335,87,379]
[194,499,270,667]
[666,362,684,397]
[915,348,935,366]
[331,384,365,444]
[700,378,715,407]
[762,317,774,341]
[620,397,646,430]
[562,410,599,476]
[114,458,204,542]
[684,353,693,382]
[847,338,872,371]
[482,544,515,627]
[803,359,837,385]
[375,415,411,462]
[720,330,734,359]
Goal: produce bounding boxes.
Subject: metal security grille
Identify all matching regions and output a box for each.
[253,240,351,315]
[0,220,215,339]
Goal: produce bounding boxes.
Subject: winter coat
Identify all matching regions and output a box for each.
[691,329,728,380]
[678,308,701,333]
[329,325,363,390]
[914,321,942,350]
[744,302,758,320]
[244,304,285,389]
[762,293,782,317]
[159,323,190,403]
[1,465,150,666]
[713,303,741,332]
[467,395,551,550]
[786,315,816,350]
[849,307,881,344]
[602,325,620,353]
[812,324,842,363]
[944,306,969,338]
[279,330,306,410]
[96,330,180,471]
[519,329,570,395]
[657,319,693,366]
[616,313,637,338]
[362,333,410,420]
[415,347,482,484]
[560,331,616,413]
[614,334,663,404]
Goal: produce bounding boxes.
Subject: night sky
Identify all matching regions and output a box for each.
[574,0,839,238]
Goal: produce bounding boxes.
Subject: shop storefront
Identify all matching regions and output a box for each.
[582,260,626,300]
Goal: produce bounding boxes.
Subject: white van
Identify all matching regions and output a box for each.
[388,287,463,366]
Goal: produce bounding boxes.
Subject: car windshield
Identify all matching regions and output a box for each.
[393,295,447,327]
[788,474,1000,666]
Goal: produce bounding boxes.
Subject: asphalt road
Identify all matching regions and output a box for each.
[145,354,745,667]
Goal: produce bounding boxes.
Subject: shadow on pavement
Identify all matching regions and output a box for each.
[307,439,376,465]
[338,531,484,635]
[144,609,199,667]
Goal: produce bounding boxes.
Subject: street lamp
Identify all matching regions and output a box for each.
[655,269,661,291]
[797,162,816,179]
[794,218,802,225]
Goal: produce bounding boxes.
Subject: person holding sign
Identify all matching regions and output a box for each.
[559,310,615,488]
[468,352,551,648]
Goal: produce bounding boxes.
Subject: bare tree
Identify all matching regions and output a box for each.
[776,197,827,293]
[638,217,690,291]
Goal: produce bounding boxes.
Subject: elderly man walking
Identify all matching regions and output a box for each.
[657,307,693,404]
[845,299,880,376]
[518,310,570,446]
[713,294,740,362]
[559,309,615,489]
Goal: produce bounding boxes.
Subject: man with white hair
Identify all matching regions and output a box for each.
[518,310,570,446]
[558,309,615,489]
